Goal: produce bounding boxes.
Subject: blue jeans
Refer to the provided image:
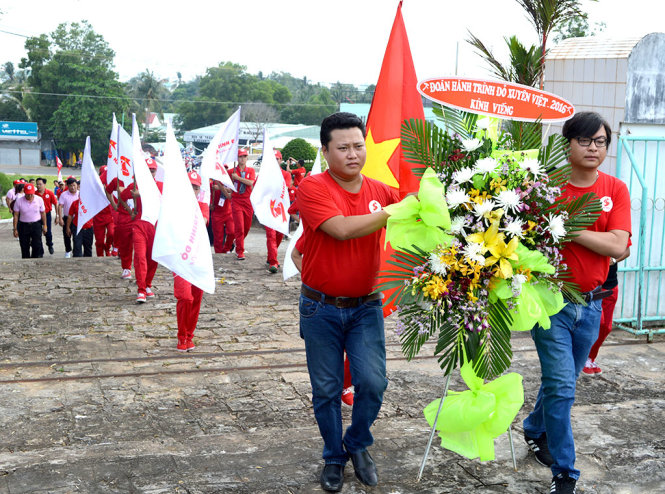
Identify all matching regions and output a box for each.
[299,286,388,465]
[523,297,603,480]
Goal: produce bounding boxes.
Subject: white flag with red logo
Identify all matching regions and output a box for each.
[250,128,290,235]
[106,113,119,181]
[77,136,110,235]
[199,107,240,204]
[56,156,63,182]
[117,124,134,186]
[153,121,214,293]
[283,148,321,280]
[131,115,161,225]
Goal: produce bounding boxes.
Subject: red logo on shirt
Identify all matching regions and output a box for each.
[600,196,613,212]
[368,200,382,213]
[270,200,286,222]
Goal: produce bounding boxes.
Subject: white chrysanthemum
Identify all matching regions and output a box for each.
[461,138,482,152]
[475,118,491,130]
[446,189,470,208]
[473,199,497,219]
[546,213,566,242]
[501,218,525,238]
[449,215,469,235]
[452,167,475,184]
[474,157,498,176]
[511,273,528,296]
[495,189,522,213]
[462,241,486,266]
[519,158,546,177]
[429,253,450,276]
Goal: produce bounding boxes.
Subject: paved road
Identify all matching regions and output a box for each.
[0,221,663,493]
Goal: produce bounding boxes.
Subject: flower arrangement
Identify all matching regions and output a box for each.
[378,110,602,379]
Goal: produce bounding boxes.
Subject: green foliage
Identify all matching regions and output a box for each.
[19,21,130,165]
[281,138,317,163]
[0,172,12,196]
[0,98,28,120]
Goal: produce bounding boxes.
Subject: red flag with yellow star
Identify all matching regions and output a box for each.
[363,1,424,316]
[363,0,424,197]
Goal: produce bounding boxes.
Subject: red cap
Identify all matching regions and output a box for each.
[274,149,282,161]
[188,170,202,186]
[146,157,158,170]
[24,184,36,194]
[13,180,20,185]
[238,148,248,157]
[100,165,108,173]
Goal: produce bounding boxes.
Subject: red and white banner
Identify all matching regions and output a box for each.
[250,128,290,236]
[56,156,63,182]
[132,115,161,225]
[107,113,119,181]
[116,123,134,187]
[199,107,240,204]
[418,76,575,122]
[153,120,215,293]
[77,136,110,234]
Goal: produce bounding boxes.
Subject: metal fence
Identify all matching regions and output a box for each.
[615,135,665,341]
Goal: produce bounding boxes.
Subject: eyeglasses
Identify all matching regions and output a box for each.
[575,136,608,148]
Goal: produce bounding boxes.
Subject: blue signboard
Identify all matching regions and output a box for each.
[0,121,39,140]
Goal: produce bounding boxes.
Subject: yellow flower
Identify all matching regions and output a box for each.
[467,290,479,303]
[466,221,501,255]
[423,275,450,299]
[490,177,507,192]
[486,235,519,279]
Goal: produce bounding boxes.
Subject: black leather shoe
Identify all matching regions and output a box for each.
[348,449,378,486]
[48,246,54,255]
[320,463,344,492]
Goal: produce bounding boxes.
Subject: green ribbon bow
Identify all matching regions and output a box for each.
[488,243,565,331]
[423,362,524,461]
[383,168,452,252]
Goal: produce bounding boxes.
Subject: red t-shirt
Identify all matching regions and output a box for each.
[231,166,256,200]
[199,200,210,225]
[35,189,58,214]
[120,181,164,221]
[297,171,399,297]
[106,177,131,219]
[68,199,94,229]
[560,171,631,292]
[292,167,307,187]
[211,182,233,216]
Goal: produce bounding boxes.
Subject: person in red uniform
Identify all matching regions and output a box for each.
[66,193,94,257]
[35,177,59,255]
[522,112,631,494]
[295,112,399,492]
[106,173,134,278]
[93,165,115,257]
[210,176,235,253]
[121,158,163,303]
[173,170,210,351]
[265,149,293,273]
[230,148,256,260]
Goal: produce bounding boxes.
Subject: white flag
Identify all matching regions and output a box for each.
[106,113,119,181]
[132,114,161,225]
[199,107,240,204]
[77,137,111,235]
[153,120,215,293]
[283,148,321,280]
[117,124,134,186]
[250,128,290,235]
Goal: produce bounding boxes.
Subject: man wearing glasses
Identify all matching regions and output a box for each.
[522,112,631,494]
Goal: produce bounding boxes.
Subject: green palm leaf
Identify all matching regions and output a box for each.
[473,300,514,379]
[432,104,478,139]
[401,118,460,177]
[434,317,465,376]
[504,119,543,150]
[555,191,602,239]
[540,133,570,172]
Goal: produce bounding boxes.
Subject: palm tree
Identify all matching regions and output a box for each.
[514,0,586,88]
[134,69,169,140]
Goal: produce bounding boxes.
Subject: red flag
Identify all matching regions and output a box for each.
[362,0,424,197]
[56,156,63,182]
[362,1,424,316]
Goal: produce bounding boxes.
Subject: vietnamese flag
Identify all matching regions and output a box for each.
[363,1,424,316]
[362,0,424,198]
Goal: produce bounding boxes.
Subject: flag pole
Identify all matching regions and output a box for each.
[417,373,451,482]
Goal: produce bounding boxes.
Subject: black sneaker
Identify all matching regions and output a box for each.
[550,473,576,494]
[525,432,554,467]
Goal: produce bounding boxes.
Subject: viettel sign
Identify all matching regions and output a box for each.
[418,77,575,122]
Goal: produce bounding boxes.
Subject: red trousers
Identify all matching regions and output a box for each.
[133,220,158,295]
[115,218,134,270]
[232,198,253,257]
[343,353,352,389]
[588,285,619,361]
[265,227,284,266]
[174,275,203,345]
[93,218,115,257]
[212,210,235,253]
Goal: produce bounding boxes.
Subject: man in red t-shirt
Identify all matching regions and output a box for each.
[230,148,256,260]
[35,177,59,255]
[93,165,115,257]
[523,112,631,494]
[210,177,235,253]
[296,112,399,492]
[106,175,134,277]
[66,194,94,257]
[121,159,163,303]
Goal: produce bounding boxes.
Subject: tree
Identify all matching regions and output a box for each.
[281,138,317,167]
[553,17,606,42]
[126,69,170,139]
[242,102,279,143]
[0,62,30,120]
[20,21,130,164]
